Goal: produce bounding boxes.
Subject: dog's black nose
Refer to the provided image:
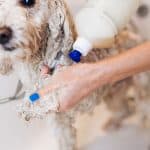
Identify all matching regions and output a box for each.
[0,27,12,45]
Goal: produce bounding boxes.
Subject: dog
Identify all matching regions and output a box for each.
[0,0,149,150]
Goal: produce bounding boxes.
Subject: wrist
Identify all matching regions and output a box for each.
[91,60,115,86]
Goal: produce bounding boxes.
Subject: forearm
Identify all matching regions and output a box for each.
[58,42,150,111]
[90,42,150,89]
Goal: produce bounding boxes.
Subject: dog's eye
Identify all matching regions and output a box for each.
[20,0,35,7]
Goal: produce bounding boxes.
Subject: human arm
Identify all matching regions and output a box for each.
[37,42,150,111]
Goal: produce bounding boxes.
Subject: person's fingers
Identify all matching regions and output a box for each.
[58,87,81,112]
[38,77,79,96]
[58,85,76,112]
[38,69,82,96]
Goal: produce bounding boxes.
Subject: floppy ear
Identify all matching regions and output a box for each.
[45,0,76,65]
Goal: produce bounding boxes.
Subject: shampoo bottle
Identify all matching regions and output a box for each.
[69,0,140,62]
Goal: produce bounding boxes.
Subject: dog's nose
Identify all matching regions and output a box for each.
[0,27,12,45]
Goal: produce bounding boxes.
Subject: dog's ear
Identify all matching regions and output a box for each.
[46,0,76,64]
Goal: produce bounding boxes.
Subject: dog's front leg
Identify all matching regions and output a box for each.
[47,113,77,150]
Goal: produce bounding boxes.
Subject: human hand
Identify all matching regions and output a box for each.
[39,63,102,112]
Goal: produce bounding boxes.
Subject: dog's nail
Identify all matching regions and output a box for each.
[29,93,40,103]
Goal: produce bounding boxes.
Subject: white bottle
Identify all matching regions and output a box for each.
[69,0,140,62]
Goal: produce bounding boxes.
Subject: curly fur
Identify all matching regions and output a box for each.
[0,0,149,150]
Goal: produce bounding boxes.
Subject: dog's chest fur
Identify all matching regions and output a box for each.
[15,1,150,150]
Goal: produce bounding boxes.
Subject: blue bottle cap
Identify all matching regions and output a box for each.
[29,93,40,103]
[69,50,82,63]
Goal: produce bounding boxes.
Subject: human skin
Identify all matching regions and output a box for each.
[39,42,150,112]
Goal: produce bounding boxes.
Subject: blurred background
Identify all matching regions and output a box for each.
[0,0,150,150]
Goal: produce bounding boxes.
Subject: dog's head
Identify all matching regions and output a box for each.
[0,0,74,75]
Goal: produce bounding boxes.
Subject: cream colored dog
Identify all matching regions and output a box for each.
[0,0,149,150]
[0,0,74,83]
[0,1,76,149]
